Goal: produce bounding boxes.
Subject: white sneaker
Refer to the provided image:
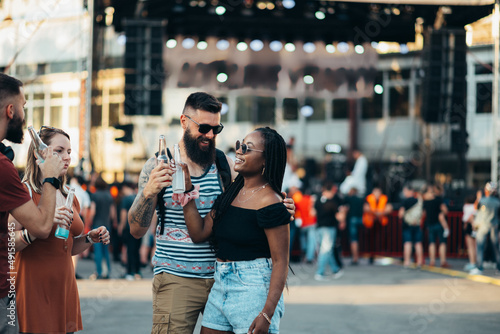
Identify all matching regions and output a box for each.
[463,263,476,271]
[469,268,483,275]
[333,269,344,279]
[314,274,328,281]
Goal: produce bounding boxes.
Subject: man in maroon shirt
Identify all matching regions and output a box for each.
[0,73,65,333]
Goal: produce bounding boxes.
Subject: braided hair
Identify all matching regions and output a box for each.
[210,127,287,247]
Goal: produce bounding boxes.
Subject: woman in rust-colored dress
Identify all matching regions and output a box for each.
[10,126,110,334]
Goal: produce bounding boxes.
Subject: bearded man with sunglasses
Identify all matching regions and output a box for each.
[0,73,65,333]
[128,92,294,334]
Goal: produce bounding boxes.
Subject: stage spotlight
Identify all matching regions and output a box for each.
[283,0,295,9]
[303,75,314,84]
[326,44,336,53]
[250,39,264,51]
[166,39,177,48]
[337,42,349,53]
[270,40,283,52]
[197,40,208,50]
[216,39,230,50]
[217,73,228,83]
[400,44,409,54]
[117,34,126,46]
[216,6,226,15]
[236,41,248,51]
[315,11,326,20]
[303,42,316,53]
[300,105,314,118]
[354,45,364,54]
[284,42,296,52]
[221,103,229,115]
[182,38,195,49]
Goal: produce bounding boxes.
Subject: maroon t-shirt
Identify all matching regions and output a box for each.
[0,152,31,298]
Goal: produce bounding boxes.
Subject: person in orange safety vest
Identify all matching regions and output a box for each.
[363,187,393,229]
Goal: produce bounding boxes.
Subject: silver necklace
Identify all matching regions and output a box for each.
[237,183,269,203]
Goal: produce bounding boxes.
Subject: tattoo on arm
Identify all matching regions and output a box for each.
[130,158,157,229]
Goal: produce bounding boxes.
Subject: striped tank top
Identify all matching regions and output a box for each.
[152,163,221,278]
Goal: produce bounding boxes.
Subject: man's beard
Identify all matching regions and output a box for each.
[183,127,216,169]
[5,109,25,144]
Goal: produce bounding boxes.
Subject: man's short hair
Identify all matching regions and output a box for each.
[182,92,222,114]
[0,73,23,106]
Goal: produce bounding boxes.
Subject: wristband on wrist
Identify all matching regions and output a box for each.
[22,229,32,244]
[85,234,95,244]
[19,230,29,245]
[184,185,195,193]
[43,177,60,189]
[259,312,272,325]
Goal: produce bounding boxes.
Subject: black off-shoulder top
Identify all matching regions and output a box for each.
[214,202,291,261]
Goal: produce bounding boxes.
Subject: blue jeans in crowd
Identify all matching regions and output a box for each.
[94,242,111,277]
[315,226,340,276]
[300,225,317,262]
[476,224,500,271]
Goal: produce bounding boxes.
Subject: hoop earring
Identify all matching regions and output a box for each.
[261,167,265,175]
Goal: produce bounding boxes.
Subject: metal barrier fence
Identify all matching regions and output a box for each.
[339,211,467,258]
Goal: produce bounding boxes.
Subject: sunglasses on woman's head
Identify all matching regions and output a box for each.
[236,140,264,154]
[39,125,57,133]
[185,115,224,135]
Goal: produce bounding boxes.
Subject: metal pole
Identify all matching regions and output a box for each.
[85,0,94,177]
[492,0,499,184]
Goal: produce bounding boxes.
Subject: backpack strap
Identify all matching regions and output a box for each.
[23,182,33,198]
[215,148,231,191]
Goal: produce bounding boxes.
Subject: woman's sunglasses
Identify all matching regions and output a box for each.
[185,115,224,135]
[236,140,264,154]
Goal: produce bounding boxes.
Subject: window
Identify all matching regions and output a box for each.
[236,96,276,124]
[91,105,102,127]
[50,92,63,100]
[475,63,493,75]
[109,103,120,125]
[476,82,492,114]
[361,95,383,119]
[69,106,79,127]
[389,69,411,80]
[304,98,325,121]
[50,106,63,128]
[332,99,349,119]
[33,93,45,101]
[389,85,409,117]
[236,96,252,122]
[283,98,298,121]
[217,96,229,123]
[33,107,44,130]
[256,97,275,124]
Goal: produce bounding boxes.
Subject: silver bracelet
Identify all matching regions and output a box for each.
[85,234,95,244]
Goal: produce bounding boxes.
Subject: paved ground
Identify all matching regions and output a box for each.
[74,256,500,334]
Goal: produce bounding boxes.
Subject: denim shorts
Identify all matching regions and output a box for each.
[201,258,285,334]
[402,225,423,244]
[349,216,363,242]
[427,224,447,244]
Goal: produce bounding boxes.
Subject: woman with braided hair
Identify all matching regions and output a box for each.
[180,127,290,334]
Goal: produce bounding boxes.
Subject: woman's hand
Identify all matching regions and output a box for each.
[89,226,110,245]
[54,206,73,227]
[281,192,295,220]
[247,313,271,334]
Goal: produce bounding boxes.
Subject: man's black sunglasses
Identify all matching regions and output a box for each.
[185,115,224,135]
